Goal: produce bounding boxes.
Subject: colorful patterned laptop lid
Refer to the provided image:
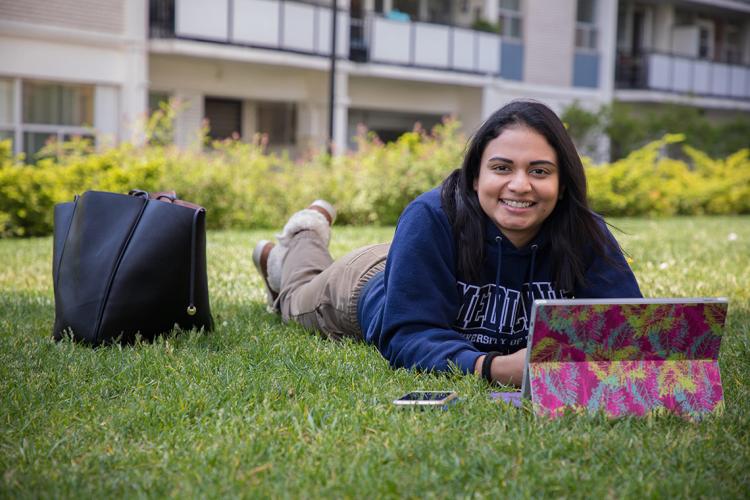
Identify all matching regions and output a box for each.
[521,298,728,419]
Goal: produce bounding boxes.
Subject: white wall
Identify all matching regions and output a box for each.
[524,0,576,87]
[0,0,124,34]
[0,0,148,146]
[150,54,332,149]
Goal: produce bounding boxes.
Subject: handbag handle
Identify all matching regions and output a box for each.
[128,189,178,202]
[129,189,150,199]
[127,189,205,317]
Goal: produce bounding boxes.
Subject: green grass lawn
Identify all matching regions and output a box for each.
[1,217,749,498]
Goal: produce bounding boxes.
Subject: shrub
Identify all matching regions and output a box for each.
[562,101,750,161]
[0,120,748,238]
[585,135,750,217]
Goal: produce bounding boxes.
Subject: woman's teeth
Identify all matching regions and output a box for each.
[502,199,533,208]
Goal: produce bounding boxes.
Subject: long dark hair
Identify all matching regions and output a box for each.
[441,99,615,291]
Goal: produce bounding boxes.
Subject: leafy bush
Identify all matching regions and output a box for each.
[585,135,750,216]
[0,117,748,237]
[561,101,750,161]
[0,139,163,237]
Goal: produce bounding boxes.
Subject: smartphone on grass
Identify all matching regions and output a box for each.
[393,391,458,408]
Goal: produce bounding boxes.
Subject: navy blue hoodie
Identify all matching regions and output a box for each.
[357,187,642,374]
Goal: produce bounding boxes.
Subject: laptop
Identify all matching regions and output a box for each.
[512,298,728,419]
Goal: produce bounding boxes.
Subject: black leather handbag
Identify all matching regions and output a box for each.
[52,190,213,345]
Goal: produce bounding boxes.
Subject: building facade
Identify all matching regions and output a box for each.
[0,0,748,160]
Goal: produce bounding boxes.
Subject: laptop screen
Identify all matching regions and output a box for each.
[522,298,728,418]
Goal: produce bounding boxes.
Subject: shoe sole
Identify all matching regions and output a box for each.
[252,240,278,307]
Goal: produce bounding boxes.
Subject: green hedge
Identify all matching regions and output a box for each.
[1,123,748,238]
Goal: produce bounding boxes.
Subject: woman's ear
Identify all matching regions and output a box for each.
[473,177,478,191]
[558,184,565,200]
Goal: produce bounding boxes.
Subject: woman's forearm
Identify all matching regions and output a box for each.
[474,348,527,387]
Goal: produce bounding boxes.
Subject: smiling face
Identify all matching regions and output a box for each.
[473,125,560,248]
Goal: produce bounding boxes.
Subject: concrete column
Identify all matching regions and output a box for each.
[173,90,204,150]
[483,0,498,24]
[598,0,618,101]
[652,4,673,53]
[94,85,119,149]
[242,100,257,143]
[332,69,349,155]
[121,0,149,144]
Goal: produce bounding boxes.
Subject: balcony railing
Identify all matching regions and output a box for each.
[616,51,750,100]
[150,0,349,58]
[150,0,524,79]
[364,15,503,75]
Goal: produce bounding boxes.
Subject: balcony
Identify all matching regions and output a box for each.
[150,0,349,58]
[359,15,517,77]
[616,51,750,101]
[149,0,523,80]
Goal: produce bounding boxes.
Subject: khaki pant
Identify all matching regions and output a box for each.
[276,230,389,340]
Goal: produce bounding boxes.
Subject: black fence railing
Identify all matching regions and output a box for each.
[615,52,648,89]
[615,50,750,100]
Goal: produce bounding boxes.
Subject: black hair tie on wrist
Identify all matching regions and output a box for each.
[482,351,502,383]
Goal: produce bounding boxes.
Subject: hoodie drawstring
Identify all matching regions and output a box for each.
[494,236,503,292]
[524,244,539,324]
[494,236,503,335]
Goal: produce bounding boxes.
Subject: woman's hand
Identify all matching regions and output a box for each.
[474,348,527,387]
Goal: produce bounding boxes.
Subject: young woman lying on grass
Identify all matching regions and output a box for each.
[252,100,641,386]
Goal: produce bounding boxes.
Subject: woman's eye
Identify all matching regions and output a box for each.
[492,164,511,172]
[530,168,549,176]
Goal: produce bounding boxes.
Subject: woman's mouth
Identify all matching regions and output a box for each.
[501,199,534,208]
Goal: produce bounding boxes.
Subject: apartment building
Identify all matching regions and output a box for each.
[615,0,750,117]
[0,0,748,160]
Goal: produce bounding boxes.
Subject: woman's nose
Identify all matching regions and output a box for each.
[508,171,531,193]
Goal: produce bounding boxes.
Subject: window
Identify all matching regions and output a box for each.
[0,79,13,150]
[694,19,716,60]
[23,81,93,127]
[148,91,171,113]
[498,0,522,39]
[0,79,13,125]
[256,101,296,147]
[576,0,597,50]
[722,25,741,64]
[0,79,97,160]
[392,0,419,20]
[205,97,242,141]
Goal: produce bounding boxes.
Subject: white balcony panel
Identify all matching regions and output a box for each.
[232,0,279,47]
[176,0,228,41]
[451,28,475,72]
[712,64,730,96]
[371,18,411,65]
[317,9,350,57]
[414,24,449,68]
[648,54,671,90]
[692,60,711,94]
[476,32,499,74]
[282,2,316,52]
[730,66,746,97]
[337,12,350,56]
[672,58,691,93]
